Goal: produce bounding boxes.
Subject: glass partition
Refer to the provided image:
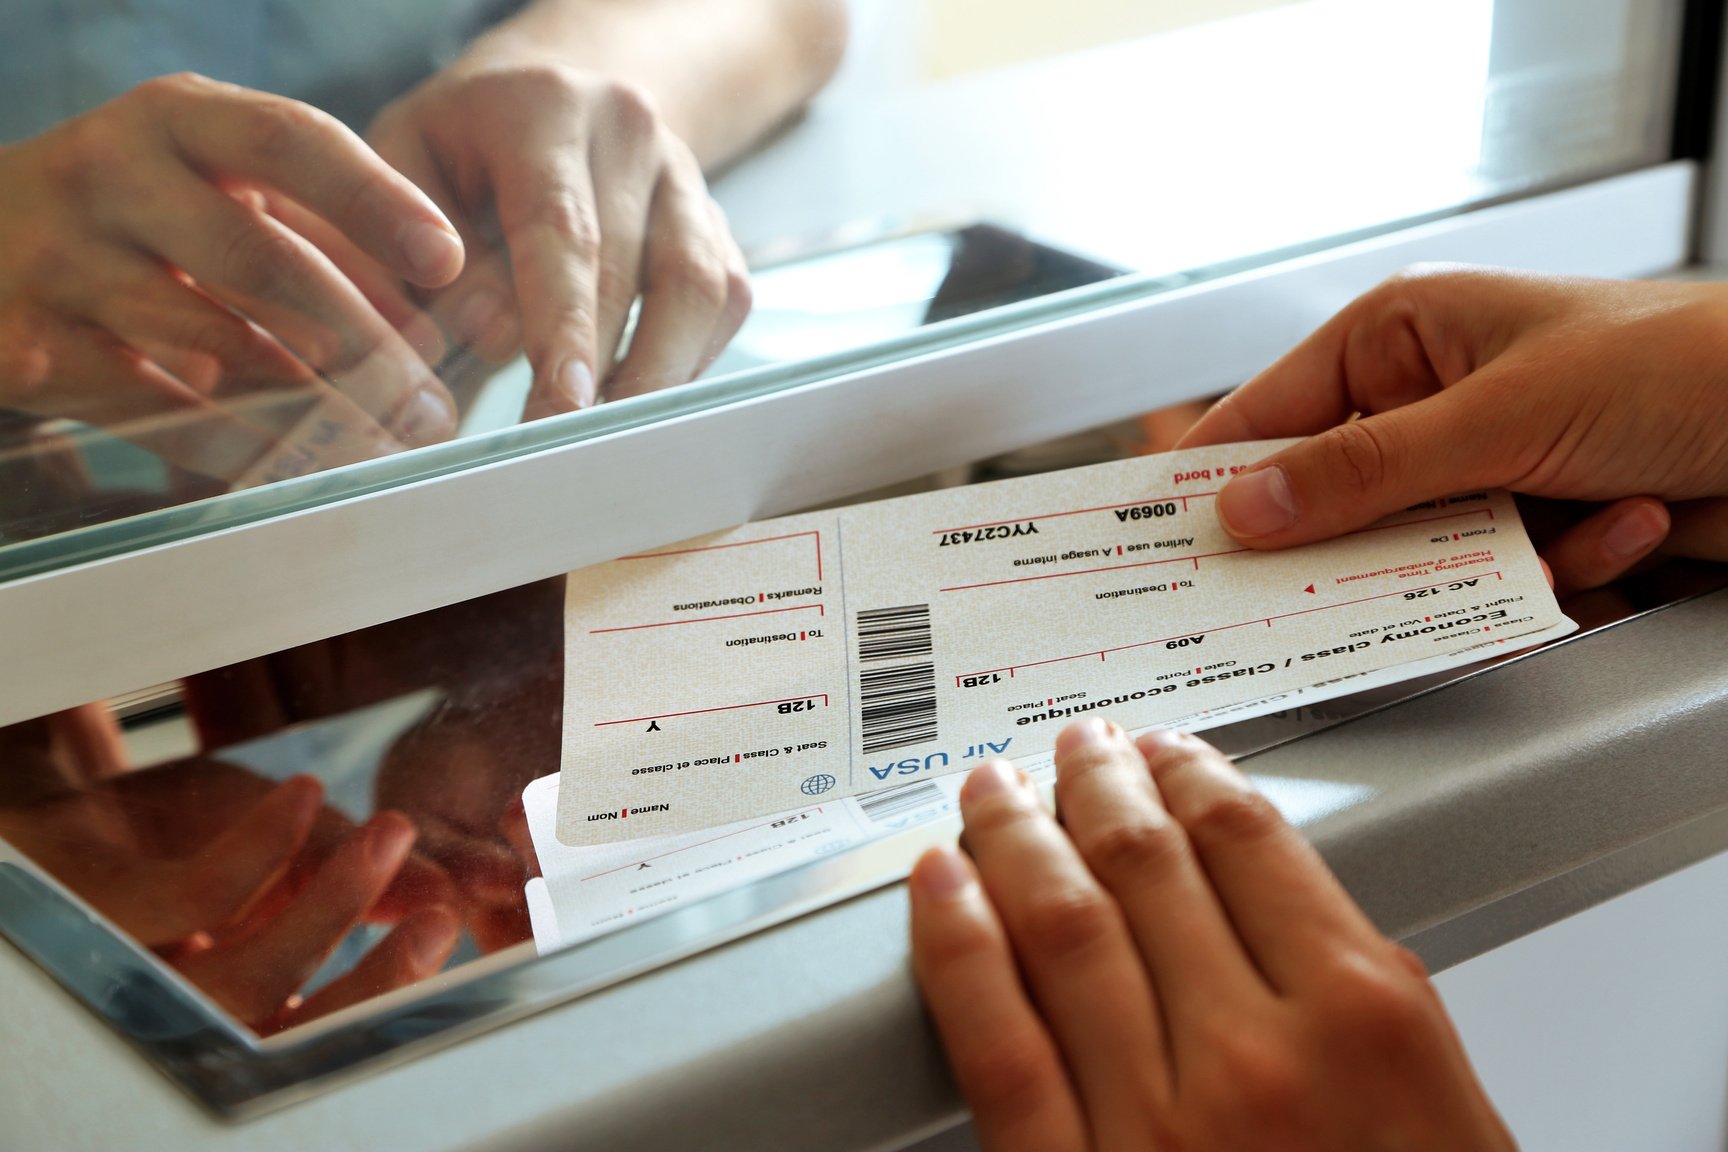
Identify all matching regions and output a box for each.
[0,0,1685,581]
[0,0,1707,1113]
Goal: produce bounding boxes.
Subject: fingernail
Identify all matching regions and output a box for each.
[1055,717,1115,760]
[558,359,598,409]
[1218,466,1298,538]
[1137,728,1188,752]
[964,758,1020,802]
[1603,503,1667,559]
[400,221,463,283]
[397,386,455,445]
[402,910,458,971]
[913,846,974,898]
[456,290,502,346]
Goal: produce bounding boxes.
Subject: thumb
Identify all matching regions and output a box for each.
[1214,392,1520,548]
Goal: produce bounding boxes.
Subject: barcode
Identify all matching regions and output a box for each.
[855,604,932,662]
[858,661,937,753]
[858,781,943,823]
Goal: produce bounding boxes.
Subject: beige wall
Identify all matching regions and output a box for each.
[921,0,1306,80]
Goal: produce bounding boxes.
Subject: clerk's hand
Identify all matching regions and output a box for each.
[366,62,751,417]
[909,720,1516,1152]
[0,72,464,482]
[1178,268,1728,592]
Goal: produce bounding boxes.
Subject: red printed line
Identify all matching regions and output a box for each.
[955,569,1502,681]
[1350,507,1493,535]
[595,694,830,727]
[938,508,1498,594]
[933,492,1219,534]
[618,530,824,582]
[940,548,1246,593]
[589,603,822,635]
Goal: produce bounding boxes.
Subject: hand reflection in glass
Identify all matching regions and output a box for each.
[0,721,459,1035]
[184,579,565,955]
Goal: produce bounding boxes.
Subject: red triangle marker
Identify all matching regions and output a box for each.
[1303,583,1316,594]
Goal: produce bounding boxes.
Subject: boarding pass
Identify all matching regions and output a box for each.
[557,438,1570,845]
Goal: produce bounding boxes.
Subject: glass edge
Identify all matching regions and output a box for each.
[0,163,1654,587]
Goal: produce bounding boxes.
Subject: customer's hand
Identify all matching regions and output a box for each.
[1179,268,1728,591]
[367,62,751,417]
[909,720,1516,1152]
[0,73,465,481]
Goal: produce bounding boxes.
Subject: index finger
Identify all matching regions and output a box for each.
[493,148,603,411]
[1177,265,1542,451]
[152,75,464,287]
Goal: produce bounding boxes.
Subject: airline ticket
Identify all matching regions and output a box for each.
[557,439,1571,845]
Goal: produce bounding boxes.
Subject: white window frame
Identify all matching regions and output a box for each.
[0,162,1695,729]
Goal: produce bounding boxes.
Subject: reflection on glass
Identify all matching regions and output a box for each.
[0,0,849,549]
[1,463,1723,1041]
[0,0,1687,572]
[0,579,561,1035]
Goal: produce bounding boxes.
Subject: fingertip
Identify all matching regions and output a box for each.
[1133,728,1212,769]
[961,758,1021,803]
[554,359,598,410]
[1216,464,1299,541]
[911,845,977,901]
[397,906,462,974]
[276,776,324,833]
[399,220,465,287]
[1053,717,1117,761]
[277,773,325,809]
[1602,497,1670,560]
[1173,392,1252,450]
[365,811,417,870]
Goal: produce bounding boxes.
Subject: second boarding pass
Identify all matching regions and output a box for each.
[558,439,1571,845]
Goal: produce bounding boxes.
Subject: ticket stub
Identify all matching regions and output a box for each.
[558,439,1570,845]
[526,608,1574,951]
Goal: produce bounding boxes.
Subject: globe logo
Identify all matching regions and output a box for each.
[801,773,837,796]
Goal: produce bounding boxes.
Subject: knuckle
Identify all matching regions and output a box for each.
[1181,787,1286,851]
[957,1041,1060,1119]
[0,326,52,402]
[1314,949,1435,1055]
[244,97,329,165]
[220,221,306,299]
[1083,818,1190,885]
[724,265,753,319]
[1314,419,1392,500]
[524,192,601,258]
[172,315,245,363]
[1209,1032,1306,1128]
[655,247,730,313]
[43,118,116,203]
[513,61,584,96]
[600,80,662,134]
[1018,885,1120,960]
[594,253,641,314]
[913,916,999,975]
[133,71,212,108]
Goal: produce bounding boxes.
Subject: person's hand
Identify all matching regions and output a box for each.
[909,720,1515,1152]
[0,72,465,483]
[0,756,460,1035]
[1178,267,1728,593]
[366,61,752,417]
[182,580,562,952]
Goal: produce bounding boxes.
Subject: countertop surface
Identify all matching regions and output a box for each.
[4,585,1725,1152]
